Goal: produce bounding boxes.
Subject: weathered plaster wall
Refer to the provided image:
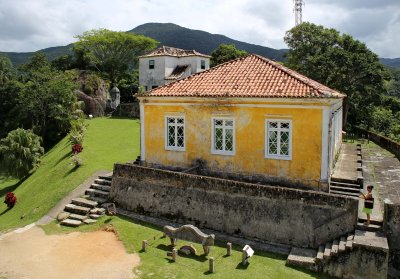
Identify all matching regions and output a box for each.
[142,99,326,187]
[384,202,400,269]
[111,164,358,248]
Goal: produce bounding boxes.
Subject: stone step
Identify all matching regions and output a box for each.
[330,181,361,189]
[323,242,332,259]
[346,234,354,250]
[64,204,91,215]
[98,175,112,181]
[94,178,111,186]
[91,183,111,192]
[90,207,106,215]
[89,214,101,219]
[331,177,358,185]
[83,219,97,225]
[286,248,316,269]
[339,236,346,252]
[330,189,360,197]
[331,240,339,254]
[61,218,82,227]
[356,222,382,232]
[358,217,383,226]
[69,213,88,221]
[316,245,324,261]
[85,188,109,199]
[330,185,361,194]
[71,197,98,208]
[87,196,108,204]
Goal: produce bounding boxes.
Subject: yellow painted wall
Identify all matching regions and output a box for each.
[143,99,325,187]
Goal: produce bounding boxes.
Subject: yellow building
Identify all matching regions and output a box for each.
[137,55,345,189]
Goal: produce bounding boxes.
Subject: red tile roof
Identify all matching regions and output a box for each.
[139,46,211,58]
[139,54,345,99]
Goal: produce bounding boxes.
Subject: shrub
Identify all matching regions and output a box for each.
[4,192,17,208]
[0,129,44,179]
[69,118,87,145]
[72,143,83,154]
[71,154,83,167]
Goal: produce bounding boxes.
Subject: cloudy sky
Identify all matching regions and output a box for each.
[0,0,399,58]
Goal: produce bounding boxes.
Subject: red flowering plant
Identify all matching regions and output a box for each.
[4,192,17,208]
[72,143,83,154]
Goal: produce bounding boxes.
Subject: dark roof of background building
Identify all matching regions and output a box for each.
[139,46,211,58]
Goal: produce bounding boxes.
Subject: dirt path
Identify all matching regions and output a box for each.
[0,225,139,279]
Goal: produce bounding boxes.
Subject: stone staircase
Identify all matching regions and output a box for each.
[329,180,361,197]
[356,217,383,232]
[287,232,355,270]
[287,229,389,278]
[59,175,112,227]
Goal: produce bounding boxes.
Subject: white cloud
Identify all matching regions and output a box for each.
[0,0,398,58]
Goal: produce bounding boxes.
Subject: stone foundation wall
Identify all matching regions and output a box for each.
[384,202,400,269]
[113,102,140,118]
[111,163,358,248]
[318,241,389,279]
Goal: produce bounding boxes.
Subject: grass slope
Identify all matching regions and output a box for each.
[0,117,139,232]
[43,216,331,279]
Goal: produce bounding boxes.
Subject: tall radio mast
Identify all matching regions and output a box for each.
[294,0,304,26]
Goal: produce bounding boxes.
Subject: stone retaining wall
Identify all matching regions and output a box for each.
[355,127,400,159]
[111,163,358,248]
[384,202,400,269]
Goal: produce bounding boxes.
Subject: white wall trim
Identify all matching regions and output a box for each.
[140,102,145,161]
[143,102,326,110]
[320,107,330,180]
[137,96,343,105]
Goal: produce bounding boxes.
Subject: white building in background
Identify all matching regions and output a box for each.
[138,46,211,91]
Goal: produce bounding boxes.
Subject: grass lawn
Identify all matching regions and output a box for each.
[0,117,140,232]
[42,216,331,279]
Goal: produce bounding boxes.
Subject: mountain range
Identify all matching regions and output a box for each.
[1,22,399,68]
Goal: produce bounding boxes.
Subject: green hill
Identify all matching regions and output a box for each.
[1,23,287,66]
[0,117,139,232]
[1,22,398,68]
[0,44,73,66]
[129,23,287,61]
[380,58,400,68]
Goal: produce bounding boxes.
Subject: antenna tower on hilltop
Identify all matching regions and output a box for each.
[294,0,304,26]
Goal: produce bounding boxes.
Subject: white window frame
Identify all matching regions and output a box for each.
[265,119,292,160]
[211,117,235,156]
[165,115,185,151]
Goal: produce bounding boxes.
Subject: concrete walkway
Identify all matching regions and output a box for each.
[364,143,400,205]
[332,143,385,222]
[361,143,385,222]
[331,144,359,182]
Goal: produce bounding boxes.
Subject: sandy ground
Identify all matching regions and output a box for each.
[0,225,140,279]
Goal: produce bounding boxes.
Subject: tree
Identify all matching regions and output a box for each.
[0,129,44,179]
[284,22,388,127]
[0,55,15,85]
[211,44,247,67]
[0,80,23,138]
[73,29,158,84]
[371,107,395,136]
[387,67,400,97]
[18,54,78,146]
